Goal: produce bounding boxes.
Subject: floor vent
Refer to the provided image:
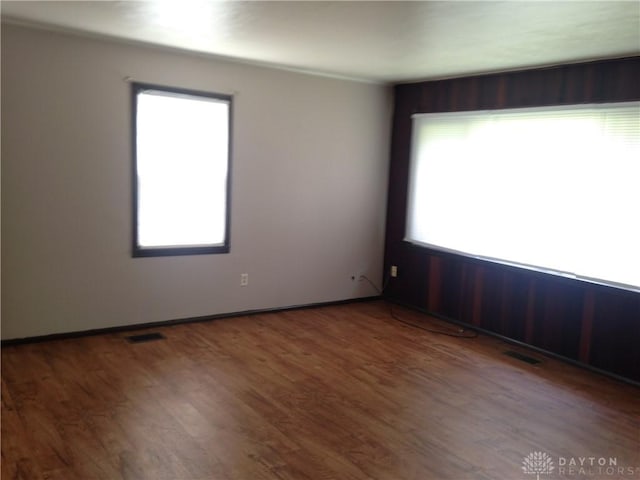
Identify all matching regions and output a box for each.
[503,350,541,365]
[126,332,166,343]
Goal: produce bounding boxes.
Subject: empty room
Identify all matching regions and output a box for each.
[1,1,639,479]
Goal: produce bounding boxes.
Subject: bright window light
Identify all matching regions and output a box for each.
[133,84,231,256]
[406,101,640,292]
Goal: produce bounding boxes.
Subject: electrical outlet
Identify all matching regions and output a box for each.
[391,265,398,277]
[240,273,249,286]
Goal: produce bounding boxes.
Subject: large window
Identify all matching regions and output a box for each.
[406,101,640,292]
[132,83,232,257]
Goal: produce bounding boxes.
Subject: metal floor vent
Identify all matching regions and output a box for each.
[503,350,541,365]
[126,332,166,343]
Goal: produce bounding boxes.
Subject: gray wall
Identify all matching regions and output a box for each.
[1,24,391,339]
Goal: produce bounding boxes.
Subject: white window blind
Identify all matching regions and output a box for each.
[406,101,640,291]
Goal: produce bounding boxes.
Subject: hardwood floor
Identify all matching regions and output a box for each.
[2,301,639,480]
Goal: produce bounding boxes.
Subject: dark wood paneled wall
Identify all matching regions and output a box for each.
[384,57,640,383]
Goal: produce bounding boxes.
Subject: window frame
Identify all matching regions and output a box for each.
[131,82,233,258]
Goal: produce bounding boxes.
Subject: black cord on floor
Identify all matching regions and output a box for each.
[389,305,478,338]
[360,274,478,339]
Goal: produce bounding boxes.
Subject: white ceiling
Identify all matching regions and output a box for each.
[2,1,639,83]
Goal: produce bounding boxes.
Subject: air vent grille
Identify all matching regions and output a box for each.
[503,350,541,365]
[126,332,166,343]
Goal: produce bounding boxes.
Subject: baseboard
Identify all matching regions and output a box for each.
[1,295,381,347]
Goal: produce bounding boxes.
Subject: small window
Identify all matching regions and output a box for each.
[132,83,232,257]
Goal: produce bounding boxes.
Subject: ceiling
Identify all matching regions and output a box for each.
[2,1,639,83]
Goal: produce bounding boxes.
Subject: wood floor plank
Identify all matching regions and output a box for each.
[2,301,639,479]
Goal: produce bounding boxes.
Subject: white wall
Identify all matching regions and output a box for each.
[1,24,391,339]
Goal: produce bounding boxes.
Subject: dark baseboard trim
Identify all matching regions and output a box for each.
[385,297,640,389]
[1,295,381,347]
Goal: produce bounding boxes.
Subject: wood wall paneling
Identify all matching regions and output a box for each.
[384,57,640,383]
[589,289,640,380]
